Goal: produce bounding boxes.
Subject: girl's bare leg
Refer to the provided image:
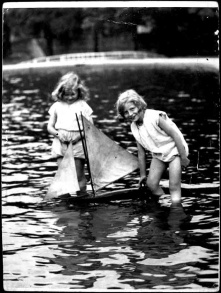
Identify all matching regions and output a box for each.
[74,158,87,191]
[168,156,182,203]
[147,158,166,196]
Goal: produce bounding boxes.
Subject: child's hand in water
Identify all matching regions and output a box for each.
[138,176,147,189]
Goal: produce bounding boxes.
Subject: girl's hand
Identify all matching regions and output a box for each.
[181,156,190,168]
[57,131,67,143]
[138,176,147,189]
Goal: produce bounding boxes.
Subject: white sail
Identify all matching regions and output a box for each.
[45,143,80,199]
[82,116,139,192]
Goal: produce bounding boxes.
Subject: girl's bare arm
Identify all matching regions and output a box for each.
[137,141,147,186]
[47,113,58,136]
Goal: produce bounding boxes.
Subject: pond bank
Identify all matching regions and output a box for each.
[3,56,219,73]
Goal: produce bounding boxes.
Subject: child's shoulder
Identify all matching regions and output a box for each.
[76,99,90,109]
[144,109,168,123]
[52,101,66,107]
[49,101,64,111]
[77,99,88,105]
[144,109,160,117]
[145,109,166,116]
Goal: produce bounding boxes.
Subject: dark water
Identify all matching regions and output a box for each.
[2,62,219,290]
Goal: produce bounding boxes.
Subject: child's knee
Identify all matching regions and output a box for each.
[146,178,158,192]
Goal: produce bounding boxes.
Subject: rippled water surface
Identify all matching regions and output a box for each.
[2,62,219,291]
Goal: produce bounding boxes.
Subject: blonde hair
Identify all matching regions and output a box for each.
[116,89,147,120]
[51,72,89,101]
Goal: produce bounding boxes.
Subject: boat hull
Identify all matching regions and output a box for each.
[56,184,219,205]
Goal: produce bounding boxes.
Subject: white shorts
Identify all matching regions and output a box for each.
[152,145,189,163]
[51,130,85,159]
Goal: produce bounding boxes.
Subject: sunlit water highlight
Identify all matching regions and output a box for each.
[2,61,219,291]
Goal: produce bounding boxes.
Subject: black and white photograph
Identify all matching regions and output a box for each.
[2,1,219,291]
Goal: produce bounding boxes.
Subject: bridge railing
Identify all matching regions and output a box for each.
[20,51,149,64]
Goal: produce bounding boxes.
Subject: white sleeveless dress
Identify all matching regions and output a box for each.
[48,100,93,159]
[131,109,188,162]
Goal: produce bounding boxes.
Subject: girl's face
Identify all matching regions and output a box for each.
[123,102,144,123]
[63,88,78,104]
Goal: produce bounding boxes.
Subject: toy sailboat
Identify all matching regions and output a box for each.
[45,114,139,200]
[45,115,220,201]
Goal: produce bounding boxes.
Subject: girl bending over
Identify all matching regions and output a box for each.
[116,89,190,203]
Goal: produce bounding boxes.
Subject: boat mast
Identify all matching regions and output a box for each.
[76,113,96,196]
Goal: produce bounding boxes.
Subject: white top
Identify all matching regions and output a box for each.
[48,100,93,131]
[131,109,188,161]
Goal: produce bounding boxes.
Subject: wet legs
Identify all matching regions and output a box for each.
[147,156,182,203]
[147,158,166,196]
[168,156,182,203]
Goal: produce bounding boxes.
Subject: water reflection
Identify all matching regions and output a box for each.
[3,193,219,290]
[2,63,219,290]
[30,198,216,290]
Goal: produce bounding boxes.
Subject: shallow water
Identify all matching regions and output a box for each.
[2,62,220,291]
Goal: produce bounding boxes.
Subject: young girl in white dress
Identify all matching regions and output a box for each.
[116,89,190,203]
[47,72,93,193]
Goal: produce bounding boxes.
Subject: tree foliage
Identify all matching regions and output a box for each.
[3,7,219,57]
[116,7,219,56]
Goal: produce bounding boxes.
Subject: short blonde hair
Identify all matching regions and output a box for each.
[51,72,89,101]
[116,89,147,120]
